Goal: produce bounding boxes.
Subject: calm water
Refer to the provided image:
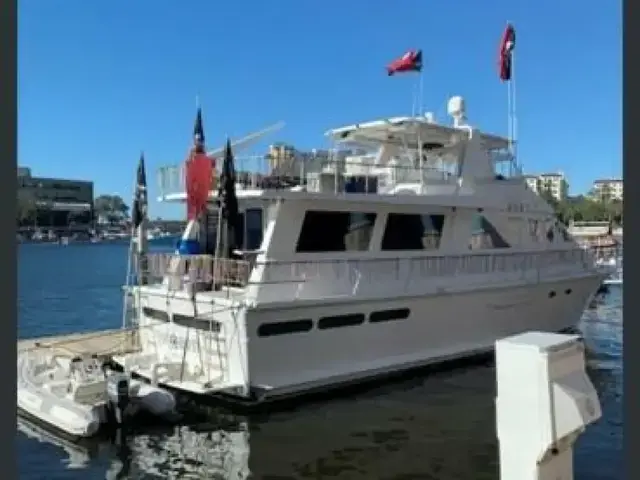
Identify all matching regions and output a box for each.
[17,243,623,479]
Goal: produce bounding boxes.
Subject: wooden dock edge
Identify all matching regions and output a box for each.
[18,329,141,356]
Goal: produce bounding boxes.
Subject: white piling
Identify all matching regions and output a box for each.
[495,332,601,480]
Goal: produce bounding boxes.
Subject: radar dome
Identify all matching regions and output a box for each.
[447,96,466,118]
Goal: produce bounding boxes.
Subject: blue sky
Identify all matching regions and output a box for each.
[18,0,621,219]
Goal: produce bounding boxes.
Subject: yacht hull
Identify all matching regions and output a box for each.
[129,273,602,405]
[246,274,602,400]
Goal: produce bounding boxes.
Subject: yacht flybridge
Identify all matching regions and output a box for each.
[113,96,604,404]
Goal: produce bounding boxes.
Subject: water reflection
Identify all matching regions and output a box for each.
[17,417,97,470]
[17,290,623,480]
[121,425,250,479]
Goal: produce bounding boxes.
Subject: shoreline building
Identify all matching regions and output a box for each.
[591,178,623,202]
[17,167,94,229]
[523,172,567,201]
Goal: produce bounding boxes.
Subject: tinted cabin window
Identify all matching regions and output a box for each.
[369,308,411,323]
[201,208,250,255]
[245,208,263,250]
[296,211,377,252]
[318,313,365,330]
[173,313,221,333]
[469,215,510,250]
[202,209,219,256]
[235,212,245,251]
[142,307,169,322]
[381,214,445,250]
[345,176,378,194]
[257,319,313,337]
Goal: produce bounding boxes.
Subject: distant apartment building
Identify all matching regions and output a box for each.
[265,143,334,176]
[591,178,623,202]
[266,143,297,172]
[17,166,94,227]
[523,172,567,201]
[523,175,538,193]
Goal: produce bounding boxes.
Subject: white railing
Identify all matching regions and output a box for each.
[260,248,590,282]
[252,249,593,303]
[143,254,252,288]
[142,249,594,302]
[156,150,523,198]
[156,155,268,198]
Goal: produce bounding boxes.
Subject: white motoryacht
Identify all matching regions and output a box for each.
[114,96,605,404]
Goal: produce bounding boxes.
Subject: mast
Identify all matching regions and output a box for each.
[121,152,147,339]
[132,153,149,286]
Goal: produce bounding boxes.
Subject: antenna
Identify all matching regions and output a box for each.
[447,96,467,128]
[206,122,285,158]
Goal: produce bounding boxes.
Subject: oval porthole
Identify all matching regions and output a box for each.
[548,291,556,298]
[565,288,572,295]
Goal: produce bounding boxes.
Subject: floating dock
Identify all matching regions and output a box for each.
[18,329,140,357]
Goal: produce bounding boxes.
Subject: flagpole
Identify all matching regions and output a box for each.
[411,78,418,117]
[511,50,518,167]
[507,76,512,148]
[418,68,425,116]
[121,224,135,331]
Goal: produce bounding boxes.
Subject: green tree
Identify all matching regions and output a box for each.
[550,195,623,226]
[609,199,623,225]
[539,185,559,210]
[17,196,38,226]
[94,194,129,223]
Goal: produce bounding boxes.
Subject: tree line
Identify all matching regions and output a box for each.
[540,190,623,225]
[17,190,623,227]
[17,194,130,226]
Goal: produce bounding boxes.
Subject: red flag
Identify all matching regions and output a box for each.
[387,49,423,76]
[185,152,213,220]
[498,24,516,82]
